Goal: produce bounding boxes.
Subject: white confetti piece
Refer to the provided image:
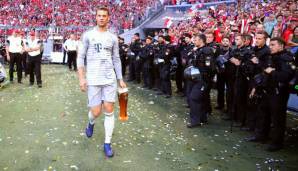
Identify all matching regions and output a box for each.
[148,101,154,105]
[70,165,79,170]
[25,150,29,154]
[123,160,132,163]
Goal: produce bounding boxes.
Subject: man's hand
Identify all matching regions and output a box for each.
[7,54,10,61]
[118,79,127,88]
[230,57,241,66]
[249,88,256,98]
[251,57,259,64]
[79,78,87,92]
[264,67,275,74]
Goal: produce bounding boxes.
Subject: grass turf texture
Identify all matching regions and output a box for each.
[0,65,297,171]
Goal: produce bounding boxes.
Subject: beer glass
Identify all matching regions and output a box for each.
[118,88,128,121]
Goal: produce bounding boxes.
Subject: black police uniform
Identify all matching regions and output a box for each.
[206,42,220,114]
[187,45,215,126]
[177,42,194,94]
[119,41,129,77]
[216,46,231,110]
[245,44,270,131]
[129,39,142,82]
[153,42,166,91]
[226,45,252,124]
[160,44,173,97]
[254,50,295,149]
[142,43,155,89]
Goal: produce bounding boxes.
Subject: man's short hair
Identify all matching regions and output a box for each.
[146,36,152,41]
[196,34,207,44]
[243,34,253,41]
[96,6,110,16]
[222,35,230,41]
[134,33,140,37]
[235,33,245,41]
[118,36,124,41]
[184,33,192,39]
[204,30,214,37]
[256,31,269,39]
[158,35,164,39]
[270,37,286,47]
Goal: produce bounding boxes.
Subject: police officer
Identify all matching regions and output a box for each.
[6,30,24,84]
[205,31,220,115]
[186,34,215,128]
[159,36,173,98]
[224,34,251,127]
[119,37,128,77]
[216,36,231,111]
[176,33,193,96]
[153,35,166,92]
[243,31,271,131]
[129,33,142,83]
[25,31,42,88]
[246,37,295,152]
[20,32,29,77]
[63,34,78,71]
[142,36,154,89]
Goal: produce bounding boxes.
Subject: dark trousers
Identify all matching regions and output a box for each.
[120,56,127,77]
[28,54,42,84]
[255,90,289,145]
[128,59,136,81]
[160,64,172,95]
[143,64,153,88]
[134,59,142,83]
[246,87,261,130]
[9,52,22,82]
[22,53,28,76]
[63,50,67,64]
[186,80,193,106]
[153,64,161,90]
[175,66,184,92]
[234,77,248,123]
[189,81,208,124]
[67,51,77,70]
[226,76,235,119]
[216,72,227,108]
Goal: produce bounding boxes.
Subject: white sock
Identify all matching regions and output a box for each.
[88,111,95,125]
[104,112,115,144]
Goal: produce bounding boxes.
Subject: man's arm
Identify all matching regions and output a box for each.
[5,39,10,61]
[25,41,41,52]
[112,35,126,88]
[77,33,88,92]
[63,40,68,51]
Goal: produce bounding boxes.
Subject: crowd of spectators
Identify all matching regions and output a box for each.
[165,0,297,48]
[0,0,161,35]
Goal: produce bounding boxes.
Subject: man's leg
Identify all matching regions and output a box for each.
[67,52,72,70]
[103,102,115,145]
[86,86,103,137]
[28,56,34,85]
[35,55,42,86]
[9,53,15,82]
[86,105,102,138]
[103,102,115,158]
[16,53,23,83]
[73,52,77,71]
[102,83,117,158]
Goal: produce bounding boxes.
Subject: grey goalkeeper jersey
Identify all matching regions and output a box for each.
[77,27,122,86]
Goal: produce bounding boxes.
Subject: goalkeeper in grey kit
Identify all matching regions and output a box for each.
[77,6,127,158]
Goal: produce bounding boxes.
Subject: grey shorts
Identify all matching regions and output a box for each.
[87,82,117,107]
